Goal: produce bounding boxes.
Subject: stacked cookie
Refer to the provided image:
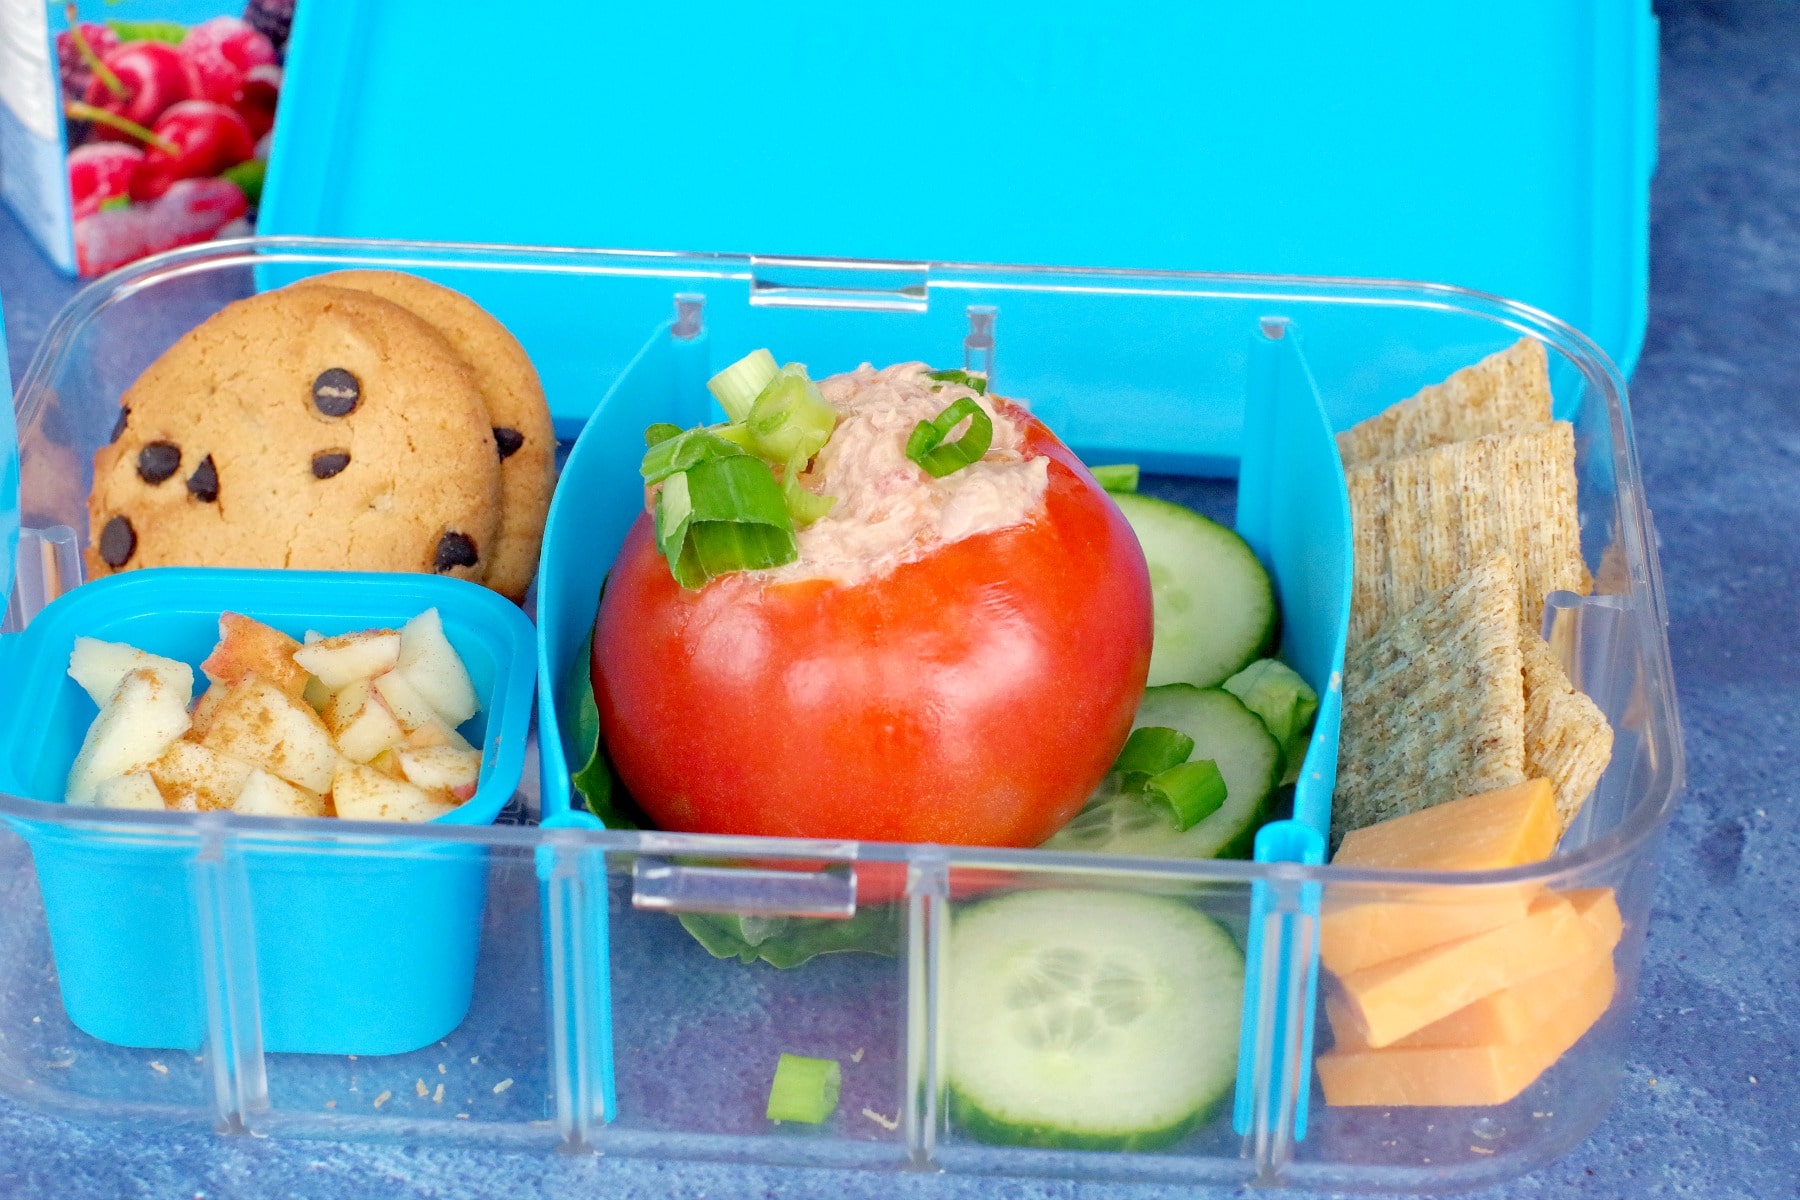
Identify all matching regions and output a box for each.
[87,271,555,601]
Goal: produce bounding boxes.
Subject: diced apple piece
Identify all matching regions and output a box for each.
[201,612,309,699]
[148,738,256,811]
[331,760,458,823]
[293,629,401,689]
[396,745,482,800]
[190,683,229,736]
[233,768,329,818]
[321,679,406,764]
[368,748,405,779]
[372,669,437,731]
[67,637,194,708]
[167,791,199,812]
[396,608,479,725]
[200,678,338,792]
[93,771,166,811]
[404,717,475,753]
[65,670,192,806]
[302,675,334,714]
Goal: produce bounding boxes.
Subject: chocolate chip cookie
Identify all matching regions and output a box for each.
[295,270,555,601]
[88,286,502,583]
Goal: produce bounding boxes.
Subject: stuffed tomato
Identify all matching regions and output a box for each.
[592,358,1153,848]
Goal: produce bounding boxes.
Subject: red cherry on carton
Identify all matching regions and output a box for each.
[235,64,282,141]
[75,175,247,277]
[179,16,277,105]
[129,101,255,202]
[83,41,191,143]
[67,143,144,219]
[56,21,119,102]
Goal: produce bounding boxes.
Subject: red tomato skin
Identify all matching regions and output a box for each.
[592,406,1153,850]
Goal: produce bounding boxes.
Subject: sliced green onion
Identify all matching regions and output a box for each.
[747,364,837,464]
[1090,463,1140,493]
[926,368,988,395]
[657,455,798,588]
[640,425,744,485]
[782,452,836,527]
[708,348,780,423]
[644,422,683,448]
[1113,725,1194,784]
[766,1053,841,1124]
[1144,758,1227,832]
[710,421,757,450]
[905,397,994,479]
[1223,659,1320,783]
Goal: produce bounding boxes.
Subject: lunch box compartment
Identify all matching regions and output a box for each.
[0,239,1680,1192]
[0,567,536,1055]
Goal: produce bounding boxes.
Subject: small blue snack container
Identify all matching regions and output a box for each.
[0,567,536,1056]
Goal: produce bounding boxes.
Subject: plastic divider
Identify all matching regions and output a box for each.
[1230,320,1351,1159]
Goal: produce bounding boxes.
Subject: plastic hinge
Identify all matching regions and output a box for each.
[629,858,857,919]
[1,526,81,634]
[539,826,615,1141]
[748,257,929,313]
[191,823,269,1132]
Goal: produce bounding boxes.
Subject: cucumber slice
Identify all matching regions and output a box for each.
[1045,685,1280,860]
[946,889,1243,1150]
[1114,492,1276,688]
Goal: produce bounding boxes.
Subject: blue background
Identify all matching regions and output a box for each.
[0,0,1794,1195]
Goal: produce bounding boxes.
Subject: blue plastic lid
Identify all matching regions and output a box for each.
[262,2,1655,375]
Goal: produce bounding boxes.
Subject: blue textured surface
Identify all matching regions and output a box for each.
[0,0,1791,1194]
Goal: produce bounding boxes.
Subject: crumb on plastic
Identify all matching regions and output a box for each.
[861,1107,899,1131]
[415,1078,428,1098]
[433,1083,445,1104]
[1469,1146,1494,1156]
[493,1078,514,1094]
[455,1113,469,1120]
[149,1061,169,1075]
[373,1090,391,1109]
[437,1063,447,1075]
[470,1055,480,1065]
[850,1048,865,1063]
[325,1100,336,1109]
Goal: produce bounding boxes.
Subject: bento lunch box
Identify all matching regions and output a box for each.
[0,237,1681,1192]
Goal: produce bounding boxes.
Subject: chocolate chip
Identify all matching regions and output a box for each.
[433,531,479,573]
[186,455,219,503]
[312,368,360,417]
[99,515,136,567]
[311,451,350,479]
[493,427,524,460]
[109,406,130,444]
[136,441,181,484]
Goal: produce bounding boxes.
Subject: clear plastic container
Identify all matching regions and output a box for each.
[0,237,1681,1192]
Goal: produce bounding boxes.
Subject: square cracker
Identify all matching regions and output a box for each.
[1337,338,1553,468]
[1347,421,1587,645]
[1332,555,1528,849]
[1521,634,1614,831]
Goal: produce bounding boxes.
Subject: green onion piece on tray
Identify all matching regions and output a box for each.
[782,453,836,527]
[766,1053,841,1124]
[905,397,994,479]
[926,368,988,395]
[1143,758,1228,832]
[655,455,798,588]
[1113,725,1195,784]
[708,348,780,423]
[644,422,683,448]
[747,364,837,464]
[640,425,744,485]
[1090,463,1140,494]
[1223,659,1320,783]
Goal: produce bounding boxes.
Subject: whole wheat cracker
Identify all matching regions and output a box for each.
[1337,338,1553,468]
[1520,634,1614,831]
[1332,555,1528,849]
[1347,422,1587,645]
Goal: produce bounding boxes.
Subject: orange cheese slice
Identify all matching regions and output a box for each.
[1328,888,1622,1050]
[1316,955,1616,1106]
[1321,780,1560,976]
[1332,779,1559,871]
[1331,890,1610,1049]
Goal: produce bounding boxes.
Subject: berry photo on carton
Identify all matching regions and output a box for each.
[54,2,295,276]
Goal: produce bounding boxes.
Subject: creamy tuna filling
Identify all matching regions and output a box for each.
[758,362,1050,586]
